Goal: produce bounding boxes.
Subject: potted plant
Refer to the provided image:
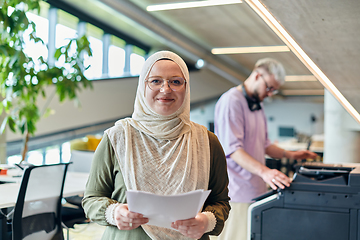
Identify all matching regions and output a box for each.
[0,0,93,163]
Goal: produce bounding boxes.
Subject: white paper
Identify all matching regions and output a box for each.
[126,189,211,229]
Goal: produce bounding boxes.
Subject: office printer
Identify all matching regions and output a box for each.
[248,162,360,240]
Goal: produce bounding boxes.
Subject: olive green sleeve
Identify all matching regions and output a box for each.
[201,131,231,238]
[81,134,126,226]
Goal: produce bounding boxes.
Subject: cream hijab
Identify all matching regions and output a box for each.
[130,50,192,140]
[105,51,210,239]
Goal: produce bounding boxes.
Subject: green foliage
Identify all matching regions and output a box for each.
[0,0,93,138]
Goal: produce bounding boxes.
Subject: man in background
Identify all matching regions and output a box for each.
[214,58,317,240]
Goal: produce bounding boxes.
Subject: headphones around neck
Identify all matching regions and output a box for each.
[242,85,262,111]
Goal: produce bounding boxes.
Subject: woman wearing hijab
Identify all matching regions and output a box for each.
[82,50,230,240]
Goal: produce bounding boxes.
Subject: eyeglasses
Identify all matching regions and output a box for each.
[145,77,186,91]
[260,75,279,95]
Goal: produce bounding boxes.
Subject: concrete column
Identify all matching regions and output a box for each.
[124,44,132,76]
[102,33,110,77]
[47,7,57,67]
[323,90,360,164]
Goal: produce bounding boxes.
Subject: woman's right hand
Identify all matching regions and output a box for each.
[114,204,149,230]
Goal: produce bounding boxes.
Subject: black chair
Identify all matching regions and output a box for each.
[61,195,87,229]
[61,150,93,238]
[7,163,69,240]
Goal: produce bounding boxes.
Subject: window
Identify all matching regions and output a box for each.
[23,12,49,72]
[27,150,44,165]
[130,46,146,76]
[61,142,71,163]
[45,146,61,164]
[56,10,78,48]
[108,36,126,77]
[55,10,78,71]
[84,24,103,79]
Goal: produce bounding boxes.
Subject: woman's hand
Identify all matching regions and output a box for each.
[114,204,149,230]
[171,212,208,239]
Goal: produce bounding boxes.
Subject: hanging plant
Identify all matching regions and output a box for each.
[0,0,93,162]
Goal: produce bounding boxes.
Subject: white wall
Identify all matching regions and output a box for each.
[263,97,324,142]
[190,99,218,131]
[189,96,325,143]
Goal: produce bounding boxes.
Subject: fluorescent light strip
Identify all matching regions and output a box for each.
[285,75,317,82]
[147,0,242,12]
[282,90,324,96]
[212,45,289,54]
[244,0,360,124]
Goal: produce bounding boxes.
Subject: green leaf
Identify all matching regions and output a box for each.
[0,116,8,134]
[20,122,26,134]
[54,48,62,60]
[27,120,36,135]
[8,117,16,133]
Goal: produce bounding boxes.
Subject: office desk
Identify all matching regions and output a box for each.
[0,172,89,209]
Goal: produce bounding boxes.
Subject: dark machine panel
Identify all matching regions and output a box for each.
[249,163,360,240]
[262,208,349,240]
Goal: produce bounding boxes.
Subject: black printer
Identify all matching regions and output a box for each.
[248,162,360,240]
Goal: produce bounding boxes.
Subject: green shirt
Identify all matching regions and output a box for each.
[82,131,230,240]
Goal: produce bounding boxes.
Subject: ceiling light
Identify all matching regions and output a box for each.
[245,0,360,124]
[147,0,242,12]
[285,75,317,82]
[195,59,206,69]
[211,45,289,54]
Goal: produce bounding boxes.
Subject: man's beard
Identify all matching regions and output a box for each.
[253,90,261,103]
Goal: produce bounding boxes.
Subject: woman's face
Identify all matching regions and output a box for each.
[145,60,186,116]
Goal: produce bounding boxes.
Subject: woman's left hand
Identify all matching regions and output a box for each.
[171,212,208,239]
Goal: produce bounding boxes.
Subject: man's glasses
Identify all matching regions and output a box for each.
[146,77,186,91]
[260,75,279,95]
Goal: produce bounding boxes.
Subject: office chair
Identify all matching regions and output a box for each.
[61,150,94,238]
[8,163,69,240]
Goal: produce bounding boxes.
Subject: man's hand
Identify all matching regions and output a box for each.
[290,150,318,160]
[261,168,291,190]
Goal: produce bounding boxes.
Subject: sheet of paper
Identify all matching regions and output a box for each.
[126,189,211,229]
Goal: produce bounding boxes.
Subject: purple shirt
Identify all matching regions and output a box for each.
[214,87,271,203]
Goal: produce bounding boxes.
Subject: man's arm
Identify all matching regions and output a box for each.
[230,148,291,190]
[265,144,318,160]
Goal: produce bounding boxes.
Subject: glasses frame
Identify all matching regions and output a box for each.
[259,74,279,95]
[145,77,187,92]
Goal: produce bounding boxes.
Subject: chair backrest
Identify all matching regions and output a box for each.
[12,163,69,240]
[67,150,94,173]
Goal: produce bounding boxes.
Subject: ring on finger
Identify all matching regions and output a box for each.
[272,178,276,183]
[129,222,132,227]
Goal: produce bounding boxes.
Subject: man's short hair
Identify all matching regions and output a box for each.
[254,58,286,85]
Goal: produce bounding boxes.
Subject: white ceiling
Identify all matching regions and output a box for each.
[63,0,360,117]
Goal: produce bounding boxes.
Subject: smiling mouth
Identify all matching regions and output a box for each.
[157,98,174,102]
